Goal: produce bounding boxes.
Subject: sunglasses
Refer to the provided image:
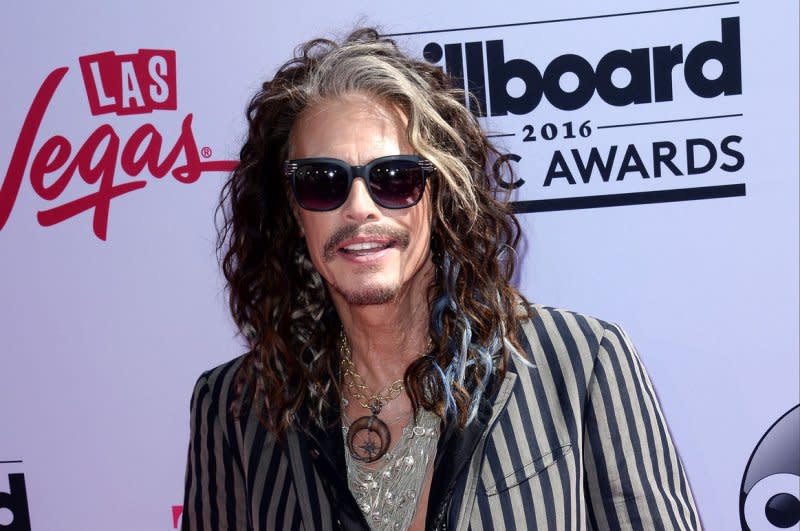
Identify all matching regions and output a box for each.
[284,155,435,211]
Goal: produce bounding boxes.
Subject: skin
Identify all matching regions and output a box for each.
[289,93,435,529]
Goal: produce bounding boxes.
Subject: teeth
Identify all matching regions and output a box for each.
[343,242,385,251]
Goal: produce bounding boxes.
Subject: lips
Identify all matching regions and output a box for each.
[338,238,395,256]
[323,225,411,262]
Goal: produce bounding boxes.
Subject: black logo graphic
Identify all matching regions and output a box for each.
[740,405,800,530]
[0,472,31,531]
[400,7,749,213]
[423,17,741,116]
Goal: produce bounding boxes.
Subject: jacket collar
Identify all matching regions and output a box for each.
[296,363,520,530]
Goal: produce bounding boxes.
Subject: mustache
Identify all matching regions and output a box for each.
[323,224,411,261]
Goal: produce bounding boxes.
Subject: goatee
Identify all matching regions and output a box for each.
[333,284,397,306]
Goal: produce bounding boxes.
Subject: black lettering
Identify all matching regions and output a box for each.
[685,17,742,98]
[443,43,465,97]
[720,135,745,172]
[652,45,684,102]
[686,138,718,174]
[617,144,650,180]
[653,141,683,177]
[486,40,543,116]
[571,146,617,183]
[543,151,575,186]
[596,49,652,106]
[422,42,443,64]
[493,153,524,189]
[542,54,595,111]
[465,42,487,116]
[0,473,32,531]
[541,123,557,140]
[522,125,536,141]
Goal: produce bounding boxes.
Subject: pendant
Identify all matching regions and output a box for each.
[346,402,391,463]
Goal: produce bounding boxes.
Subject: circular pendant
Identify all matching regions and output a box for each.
[346,414,391,463]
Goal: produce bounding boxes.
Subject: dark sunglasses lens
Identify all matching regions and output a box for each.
[369,161,425,208]
[294,163,349,210]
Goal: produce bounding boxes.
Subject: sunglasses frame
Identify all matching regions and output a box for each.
[284,155,435,212]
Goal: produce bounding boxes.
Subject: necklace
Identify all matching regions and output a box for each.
[339,333,405,463]
[342,407,440,531]
[338,331,432,463]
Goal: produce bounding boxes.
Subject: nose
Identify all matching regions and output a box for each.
[340,177,381,222]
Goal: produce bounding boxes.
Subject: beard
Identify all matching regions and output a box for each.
[330,279,398,306]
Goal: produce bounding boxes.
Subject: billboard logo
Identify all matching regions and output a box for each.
[398,8,749,213]
[423,17,741,115]
[740,405,800,530]
[0,473,31,531]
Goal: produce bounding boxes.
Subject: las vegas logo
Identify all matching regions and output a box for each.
[0,49,238,240]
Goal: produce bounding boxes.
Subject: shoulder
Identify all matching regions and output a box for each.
[521,303,620,350]
[511,303,631,378]
[189,353,250,423]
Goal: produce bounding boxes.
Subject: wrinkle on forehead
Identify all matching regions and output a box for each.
[287,93,411,163]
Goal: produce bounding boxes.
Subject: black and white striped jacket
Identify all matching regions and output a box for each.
[182,305,702,530]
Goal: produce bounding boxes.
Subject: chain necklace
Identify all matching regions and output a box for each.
[343,408,439,531]
[340,332,402,463]
[338,330,432,463]
[338,331,439,530]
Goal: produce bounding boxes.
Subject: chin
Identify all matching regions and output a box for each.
[335,283,399,306]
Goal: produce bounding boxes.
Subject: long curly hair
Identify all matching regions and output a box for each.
[218,28,531,436]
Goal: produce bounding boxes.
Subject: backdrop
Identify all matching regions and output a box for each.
[1,1,798,530]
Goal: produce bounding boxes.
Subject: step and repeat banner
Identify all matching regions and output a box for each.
[1,1,797,530]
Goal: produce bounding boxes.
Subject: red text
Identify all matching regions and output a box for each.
[0,65,238,240]
[79,49,178,116]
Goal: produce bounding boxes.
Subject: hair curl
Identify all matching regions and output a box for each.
[217,28,531,436]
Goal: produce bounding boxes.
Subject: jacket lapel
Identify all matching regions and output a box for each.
[296,397,371,530]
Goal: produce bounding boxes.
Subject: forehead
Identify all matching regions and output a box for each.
[288,94,412,163]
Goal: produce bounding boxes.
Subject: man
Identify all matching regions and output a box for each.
[182,29,701,530]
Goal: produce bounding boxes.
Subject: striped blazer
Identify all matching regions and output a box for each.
[182,305,702,530]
